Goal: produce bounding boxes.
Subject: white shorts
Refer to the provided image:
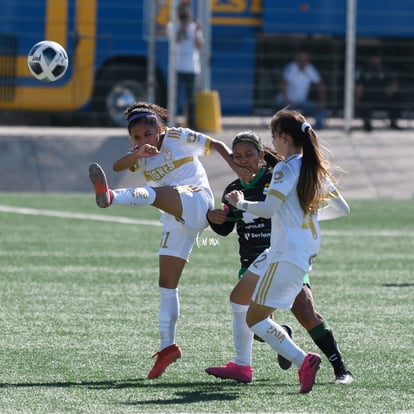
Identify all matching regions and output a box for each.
[158,185,213,260]
[248,250,305,310]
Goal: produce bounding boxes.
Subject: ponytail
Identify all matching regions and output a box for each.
[270,109,331,214]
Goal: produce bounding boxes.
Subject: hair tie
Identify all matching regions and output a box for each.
[301,122,311,133]
[232,135,262,151]
[232,131,262,151]
[127,112,157,126]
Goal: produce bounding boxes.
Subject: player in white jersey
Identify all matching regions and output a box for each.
[88,101,252,380]
[224,109,350,393]
[205,132,352,387]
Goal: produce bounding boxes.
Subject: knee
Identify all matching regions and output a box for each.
[245,313,255,328]
[230,288,247,305]
[291,306,322,331]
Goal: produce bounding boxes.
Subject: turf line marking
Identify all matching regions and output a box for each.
[321,229,414,237]
[0,205,161,227]
[1,204,414,237]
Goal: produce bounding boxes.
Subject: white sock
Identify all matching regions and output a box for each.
[159,287,179,351]
[250,318,306,368]
[231,302,253,366]
[112,186,156,207]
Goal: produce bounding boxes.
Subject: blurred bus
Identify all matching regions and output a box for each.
[1,0,414,125]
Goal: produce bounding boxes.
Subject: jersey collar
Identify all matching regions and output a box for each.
[240,168,267,189]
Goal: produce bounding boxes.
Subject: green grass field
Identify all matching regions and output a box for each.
[0,193,413,414]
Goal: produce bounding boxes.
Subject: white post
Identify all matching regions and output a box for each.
[344,0,357,133]
[167,0,179,126]
[146,0,157,103]
[197,0,211,91]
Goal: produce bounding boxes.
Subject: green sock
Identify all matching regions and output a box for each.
[308,321,347,376]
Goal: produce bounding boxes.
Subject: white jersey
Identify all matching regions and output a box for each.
[238,153,349,273]
[241,153,349,307]
[267,154,320,271]
[130,127,213,195]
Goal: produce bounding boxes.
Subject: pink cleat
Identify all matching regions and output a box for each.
[298,352,321,393]
[147,344,182,379]
[205,361,253,383]
[89,163,112,208]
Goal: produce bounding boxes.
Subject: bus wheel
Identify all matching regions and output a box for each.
[94,66,146,127]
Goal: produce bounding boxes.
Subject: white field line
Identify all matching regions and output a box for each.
[0,204,160,227]
[1,204,414,238]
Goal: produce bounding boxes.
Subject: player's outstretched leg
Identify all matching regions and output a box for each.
[89,163,112,208]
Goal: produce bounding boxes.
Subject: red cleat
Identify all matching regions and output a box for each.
[89,163,112,208]
[147,344,182,379]
[298,352,321,393]
[205,361,253,383]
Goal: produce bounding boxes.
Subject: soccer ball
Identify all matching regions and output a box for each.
[27,40,69,82]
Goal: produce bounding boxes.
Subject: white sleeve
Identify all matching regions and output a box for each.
[236,193,283,218]
[317,181,350,221]
[236,161,295,218]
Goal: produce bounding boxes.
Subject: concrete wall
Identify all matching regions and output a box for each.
[0,121,413,199]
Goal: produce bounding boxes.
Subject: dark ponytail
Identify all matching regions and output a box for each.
[270,109,331,214]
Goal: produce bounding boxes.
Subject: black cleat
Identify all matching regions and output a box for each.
[277,324,294,370]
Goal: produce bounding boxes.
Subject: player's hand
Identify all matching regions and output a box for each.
[134,144,159,158]
[225,190,244,208]
[234,164,255,183]
[207,208,228,224]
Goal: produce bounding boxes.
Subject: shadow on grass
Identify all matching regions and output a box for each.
[0,378,316,405]
[0,378,144,389]
[119,387,240,406]
[116,380,310,405]
[0,378,258,405]
[0,377,311,389]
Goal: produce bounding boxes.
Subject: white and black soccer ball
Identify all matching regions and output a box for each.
[27,40,69,82]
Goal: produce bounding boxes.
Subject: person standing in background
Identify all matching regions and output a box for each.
[276,48,327,130]
[355,53,402,131]
[169,1,203,130]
